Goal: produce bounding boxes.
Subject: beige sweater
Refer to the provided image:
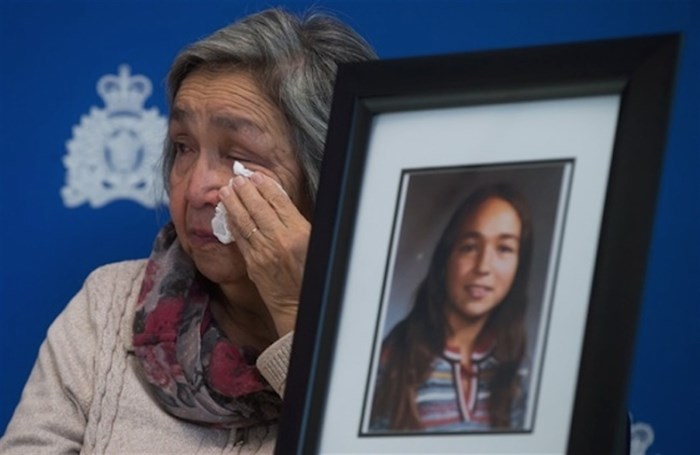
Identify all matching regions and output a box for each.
[0,260,292,454]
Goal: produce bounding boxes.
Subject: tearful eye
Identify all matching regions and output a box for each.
[174,142,194,155]
[223,151,255,165]
[224,154,244,163]
[171,141,198,175]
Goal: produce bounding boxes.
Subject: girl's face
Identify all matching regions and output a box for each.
[445,197,522,324]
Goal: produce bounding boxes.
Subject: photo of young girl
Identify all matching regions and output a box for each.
[366,161,571,434]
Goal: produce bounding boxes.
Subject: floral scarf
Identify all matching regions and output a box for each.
[132,223,281,427]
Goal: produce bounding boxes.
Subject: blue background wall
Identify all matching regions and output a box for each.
[1,1,698,453]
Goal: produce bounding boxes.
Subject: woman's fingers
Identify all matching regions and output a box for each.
[249,172,300,226]
[230,174,286,235]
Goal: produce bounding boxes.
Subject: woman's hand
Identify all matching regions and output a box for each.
[219,172,310,337]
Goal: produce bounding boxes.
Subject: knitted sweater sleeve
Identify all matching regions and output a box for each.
[256,331,293,397]
[0,261,144,454]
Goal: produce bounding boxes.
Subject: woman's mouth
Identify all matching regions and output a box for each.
[188,229,219,247]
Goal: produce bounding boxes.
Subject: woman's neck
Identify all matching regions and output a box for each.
[208,280,278,352]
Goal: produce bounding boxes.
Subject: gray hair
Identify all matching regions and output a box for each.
[161,8,377,204]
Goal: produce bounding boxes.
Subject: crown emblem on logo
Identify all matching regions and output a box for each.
[61,64,167,209]
[97,64,152,115]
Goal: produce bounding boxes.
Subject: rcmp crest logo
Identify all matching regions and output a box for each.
[61,65,167,208]
[630,418,655,455]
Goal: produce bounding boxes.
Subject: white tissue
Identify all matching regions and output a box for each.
[212,204,234,244]
[232,160,254,178]
[211,161,254,244]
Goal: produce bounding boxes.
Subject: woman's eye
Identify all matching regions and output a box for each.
[223,151,254,164]
[174,142,194,155]
[224,154,263,172]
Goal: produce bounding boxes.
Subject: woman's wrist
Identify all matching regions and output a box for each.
[270,308,297,338]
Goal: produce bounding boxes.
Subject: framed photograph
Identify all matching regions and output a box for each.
[278,34,679,454]
[363,159,573,438]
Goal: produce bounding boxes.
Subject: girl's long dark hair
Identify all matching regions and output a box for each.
[370,183,534,430]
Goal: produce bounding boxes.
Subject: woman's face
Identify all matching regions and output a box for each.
[168,69,308,286]
[445,197,522,324]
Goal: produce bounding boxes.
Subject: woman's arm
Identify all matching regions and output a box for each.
[255,331,293,397]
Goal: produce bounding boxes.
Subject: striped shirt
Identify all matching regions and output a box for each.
[371,334,527,433]
[416,343,499,431]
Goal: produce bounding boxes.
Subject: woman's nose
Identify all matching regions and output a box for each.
[185,154,229,207]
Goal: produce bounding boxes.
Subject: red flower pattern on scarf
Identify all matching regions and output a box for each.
[132,223,281,427]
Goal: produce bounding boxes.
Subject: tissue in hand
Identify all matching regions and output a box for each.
[211,161,254,244]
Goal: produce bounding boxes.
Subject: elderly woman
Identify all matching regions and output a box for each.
[0,8,375,454]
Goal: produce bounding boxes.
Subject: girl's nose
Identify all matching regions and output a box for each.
[475,247,492,274]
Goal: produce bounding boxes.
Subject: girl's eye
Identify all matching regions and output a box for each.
[457,242,478,253]
[497,244,516,254]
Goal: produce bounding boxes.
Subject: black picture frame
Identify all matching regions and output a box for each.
[277,34,679,454]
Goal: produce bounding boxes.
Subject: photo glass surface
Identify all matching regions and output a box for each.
[361,161,572,435]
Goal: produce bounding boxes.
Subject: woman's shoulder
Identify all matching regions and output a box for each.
[76,259,148,348]
[57,259,148,321]
[85,259,148,283]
